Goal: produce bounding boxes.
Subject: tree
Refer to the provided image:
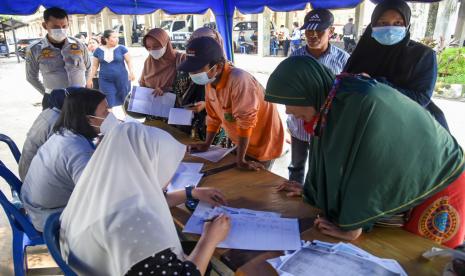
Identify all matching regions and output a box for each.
[425,2,440,38]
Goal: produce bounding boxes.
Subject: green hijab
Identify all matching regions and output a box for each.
[266,56,465,230]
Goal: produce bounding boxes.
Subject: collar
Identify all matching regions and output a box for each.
[41,36,74,49]
[306,43,333,59]
[212,62,232,91]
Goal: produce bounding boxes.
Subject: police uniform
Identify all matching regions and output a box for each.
[26,36,90,109]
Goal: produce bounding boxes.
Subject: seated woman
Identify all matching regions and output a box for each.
[265,56,465,248]
[20,88,112,231]
[344,0,448,129]
[60,123,230,275]
[18,88,67,181]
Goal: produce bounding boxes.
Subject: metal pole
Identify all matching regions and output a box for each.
[12,26,20,63]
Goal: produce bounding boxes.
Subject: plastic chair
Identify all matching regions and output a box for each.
[43,212,77,276]
[0,188,44,276]
[0,160,22,209]
[0,133,21,164]
[240,45,247,54]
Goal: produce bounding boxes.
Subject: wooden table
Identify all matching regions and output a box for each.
[145,120,451,276]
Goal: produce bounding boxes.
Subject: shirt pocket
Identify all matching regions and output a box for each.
[64,54,85,70]
[39,58,61,73]
[222,106,236,123]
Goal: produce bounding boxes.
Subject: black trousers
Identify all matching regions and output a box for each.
[42,93,51,110]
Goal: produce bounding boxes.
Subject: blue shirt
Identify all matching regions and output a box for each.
[93,45,128,79]
[288,44,349,142]
[21,130,95,231]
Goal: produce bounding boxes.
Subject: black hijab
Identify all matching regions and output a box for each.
[344,0,433,87]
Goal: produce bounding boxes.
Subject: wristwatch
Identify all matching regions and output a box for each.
[185,185,195,200]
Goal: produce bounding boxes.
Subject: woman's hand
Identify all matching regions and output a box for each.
[152,87,164,96]
[276,180,303,197]
[86,79,94,89]
[203,213,231,245]
[314,216,362,241]
[128,72,136,81]
[192,187,227,206]
[187,101,206,113]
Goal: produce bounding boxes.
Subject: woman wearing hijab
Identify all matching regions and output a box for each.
[266,56,465,248]
[86,30,136,108]
[18,88,67,181]
[344,0,448,130]
[20,89,114,232]
[140,28,185,97]
[60,123,230,276]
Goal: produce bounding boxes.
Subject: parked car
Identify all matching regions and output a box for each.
[232,21,275,52]
[17,38,41,59]
[161,18,193,50]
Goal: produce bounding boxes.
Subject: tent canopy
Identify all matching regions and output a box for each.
[0,0,442,59]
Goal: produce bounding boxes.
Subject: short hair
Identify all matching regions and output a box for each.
[293,22,299,27]
[280,25,285,28]
[209,57,226,68]
[101,29,115,45]
[349,18,354,22]
[53,88,106,139]
[44,7,68,22]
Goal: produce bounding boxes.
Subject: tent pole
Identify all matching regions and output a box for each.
[11,25,19,63]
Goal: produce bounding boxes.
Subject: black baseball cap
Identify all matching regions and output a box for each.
[178,36,224,72]
[301,9,334,31]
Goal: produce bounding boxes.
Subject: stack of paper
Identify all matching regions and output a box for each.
[167,162,204,192]
[183,203,301,251]
[190,146,236,163]
[267,240,407,276]
[128,86,176,118]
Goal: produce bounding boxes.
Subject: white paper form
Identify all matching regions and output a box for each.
[278,246,400,276]
[176,162,204,174]
[168,108,194,126]
[167,173,203,192]
[128,86,176,117]
[183,203,298,251]
[190,146,236,163]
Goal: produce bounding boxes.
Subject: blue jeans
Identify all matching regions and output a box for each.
[288,136,310,184]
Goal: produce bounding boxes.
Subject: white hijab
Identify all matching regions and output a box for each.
[60,122,186,276]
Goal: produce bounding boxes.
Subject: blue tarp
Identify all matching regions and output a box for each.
[0,0,442,59]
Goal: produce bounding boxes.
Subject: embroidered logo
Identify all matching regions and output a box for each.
[224,113,235,122]
[418,197,459,243]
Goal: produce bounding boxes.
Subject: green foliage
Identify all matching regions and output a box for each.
[437,48,465,84]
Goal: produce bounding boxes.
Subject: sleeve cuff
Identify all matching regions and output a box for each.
[237,127,253,138]
[207,125,221,133]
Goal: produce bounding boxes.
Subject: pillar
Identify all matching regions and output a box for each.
[258,7,271,57]
[354,1,365,38]
[454,0,465,46]
[122,15,132,47]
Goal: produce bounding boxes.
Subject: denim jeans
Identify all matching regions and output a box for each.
[288,136,310,184]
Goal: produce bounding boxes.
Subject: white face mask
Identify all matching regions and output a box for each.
[49,28,67,42]
[149,47,166,60]
[189,65,217,85]
[89,113,120,135]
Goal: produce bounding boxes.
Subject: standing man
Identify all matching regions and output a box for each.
[283,9,349,189]
[290,22,302,53]
[179,37,285,171]
[26,7,91,110]
[278,24,291,56]
[342,18,357,52]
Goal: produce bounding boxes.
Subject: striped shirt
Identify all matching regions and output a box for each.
[287,44,349,142]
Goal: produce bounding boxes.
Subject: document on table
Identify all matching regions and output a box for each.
[190,146,236,162]
[168,108,194,126]
[183,203,300,251]
[166,162,204,192]
[128,86,176,118]
[268,241,407,276]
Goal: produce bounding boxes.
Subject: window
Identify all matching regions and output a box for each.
[172,21,186,32]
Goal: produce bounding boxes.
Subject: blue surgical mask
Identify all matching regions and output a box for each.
[371,26,407,46]
[189,65,217,85]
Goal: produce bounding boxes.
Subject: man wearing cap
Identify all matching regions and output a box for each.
[285,9,349,187]
[179,37,284,171]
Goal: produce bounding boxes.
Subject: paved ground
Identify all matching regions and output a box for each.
[0,49,464,275]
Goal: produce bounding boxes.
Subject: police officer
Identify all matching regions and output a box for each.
[26,7,91,110]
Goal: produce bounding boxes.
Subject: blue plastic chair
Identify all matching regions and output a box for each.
[0,160,23,209]
[43,212,77,276]
[0,188,44,276]
[0,133,21,164]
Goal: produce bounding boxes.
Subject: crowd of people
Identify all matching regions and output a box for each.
[13,0,465,274]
